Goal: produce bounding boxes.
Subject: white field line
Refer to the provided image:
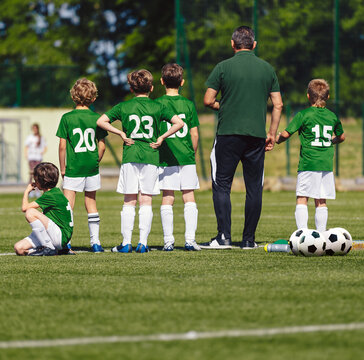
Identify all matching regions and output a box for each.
[0,323,364,349]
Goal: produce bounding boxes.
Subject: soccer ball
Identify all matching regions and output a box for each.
[297,229,326,257]
[324,228,352,256]
[289,228,312,255]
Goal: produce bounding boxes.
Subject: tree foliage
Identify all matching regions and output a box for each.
[0,0,363,115]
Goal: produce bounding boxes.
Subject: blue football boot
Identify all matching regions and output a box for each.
[135,243,149,253]
[91,244,104,253]
[111,244,132,253]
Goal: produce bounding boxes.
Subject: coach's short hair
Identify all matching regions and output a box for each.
[161,63,183,89]
[307,79,330,107]
[70,78,98,107]
[232,26,255,50]
[33,162,59,190]
[127,69,153,94]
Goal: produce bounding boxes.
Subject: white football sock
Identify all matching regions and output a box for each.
[315,206,328,232]
[161,205,174,244]
[139,205,153,246]
[88,212,100,246]
[121,205,135,246]
[184,202,198,242]
[30,219,55,250]
[295,204,308,229]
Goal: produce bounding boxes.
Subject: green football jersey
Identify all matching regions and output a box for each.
[56,109,108,177]
[285,107,344,172]
[105,97,175,166]
[155,95,199,166]
[36,187,73,247]
[206,51,280,138]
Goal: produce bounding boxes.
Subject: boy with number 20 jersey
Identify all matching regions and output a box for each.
[57,78,108,253]
[276,79,345,232]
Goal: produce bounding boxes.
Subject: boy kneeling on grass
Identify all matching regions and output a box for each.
[14,162,73,256]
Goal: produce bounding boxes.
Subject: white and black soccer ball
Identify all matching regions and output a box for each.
[297,229,326,257]
[324,228,352,256]
[289,228,312,255]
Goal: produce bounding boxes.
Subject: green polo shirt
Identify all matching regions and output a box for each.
[206,50,280,138]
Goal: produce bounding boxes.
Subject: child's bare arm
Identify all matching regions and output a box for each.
[97,114,134,146]
[276,130,291,144]
[22,184,40,212]
[98,138,106,162]
[150,115,184,148]
[190,127,199,153]
[59,138,67,178]
[332,133,345,144]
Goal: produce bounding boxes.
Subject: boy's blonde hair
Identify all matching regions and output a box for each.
[307,79,329,107]
[70,78,98,107]
[161,63,183,89]
[127,69,153,94]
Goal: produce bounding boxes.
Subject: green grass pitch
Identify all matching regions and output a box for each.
[0,190,364,359]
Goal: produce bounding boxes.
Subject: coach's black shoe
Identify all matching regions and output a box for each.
[199,236,232,249]
[241,241,259,250]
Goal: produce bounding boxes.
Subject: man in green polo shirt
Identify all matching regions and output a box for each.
[199,25,283,250]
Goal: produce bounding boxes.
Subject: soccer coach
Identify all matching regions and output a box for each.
[200,26,283,250]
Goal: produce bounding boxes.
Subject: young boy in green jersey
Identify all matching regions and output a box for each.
[156,63,200,251]
[97,69,184,253]
[276,79,345,231]
[57,78,107,253]
[14,162,73,256]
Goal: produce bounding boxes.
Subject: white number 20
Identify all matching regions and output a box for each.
[311,125,332,147]
[73,128,96,153]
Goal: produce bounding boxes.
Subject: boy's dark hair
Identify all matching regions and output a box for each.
[232,26,255,50]
[33,162,59,190]
[127,69,153,94]
[161,63,183,89]
[307,79,330,107]
[70,78,98,107]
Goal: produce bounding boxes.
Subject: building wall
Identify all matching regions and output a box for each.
[0,108,71,184]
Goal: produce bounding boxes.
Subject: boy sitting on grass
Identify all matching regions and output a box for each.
[14,162,73,256]
[57,78,108,253]
[156,63,200,251]
[97,69,184,253]
[276,79,345,231]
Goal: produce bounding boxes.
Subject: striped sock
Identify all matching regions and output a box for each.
[88,213,100,246]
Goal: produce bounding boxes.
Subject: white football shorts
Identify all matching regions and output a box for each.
[117,163,160,195]
[159,165,200,191]
[63,174,101,192]
[26,219,63,250]
[296,171,336,199]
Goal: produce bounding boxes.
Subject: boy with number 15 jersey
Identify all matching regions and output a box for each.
[57,78,108,253]
[97,69,184,253]
[276,79,345,232]
[156,63,200,251]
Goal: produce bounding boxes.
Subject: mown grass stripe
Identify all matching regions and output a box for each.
[1,323,364,349]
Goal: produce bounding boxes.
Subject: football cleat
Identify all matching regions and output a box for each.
[91,244,104,253]
[241,241,259,250]
[185,240,201,251]
[199,236,232,249]
[28,247,57,256]
[163,242,174,251]
[111,244,132,253]
[136,243,149,253]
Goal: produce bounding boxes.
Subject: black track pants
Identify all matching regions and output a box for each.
[210,135,265,243]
